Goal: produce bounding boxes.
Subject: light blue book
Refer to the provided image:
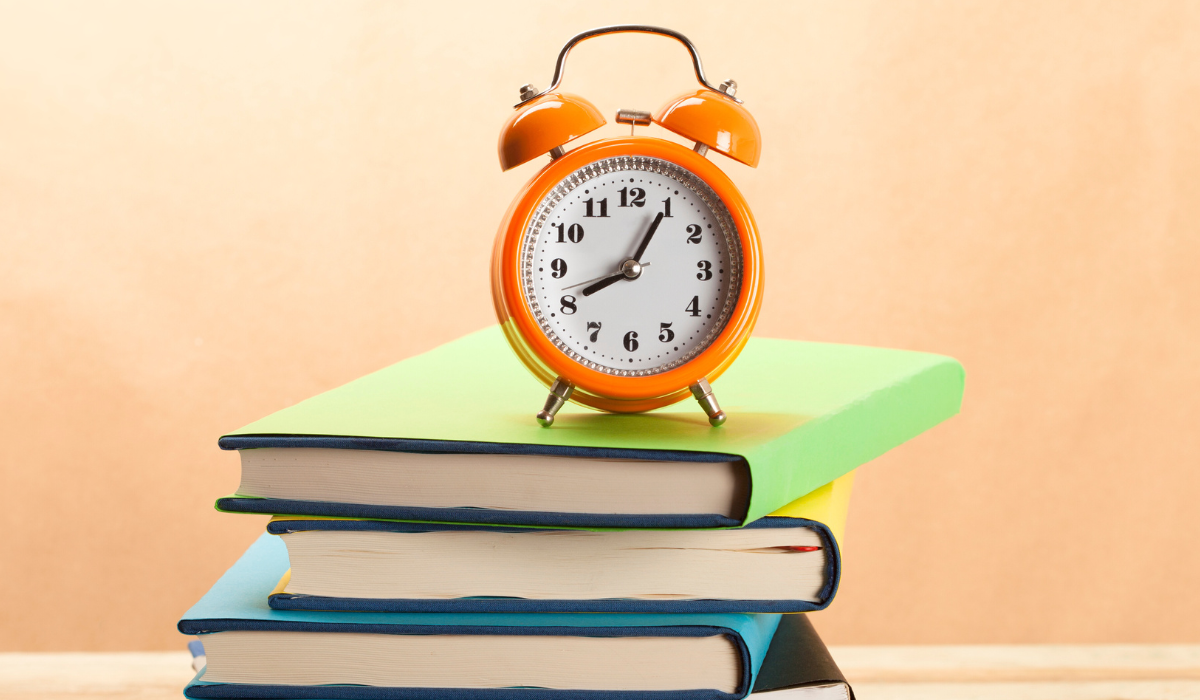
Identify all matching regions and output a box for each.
[178,534,781,700]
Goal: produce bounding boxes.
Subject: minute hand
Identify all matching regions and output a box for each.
[631,212,665,262]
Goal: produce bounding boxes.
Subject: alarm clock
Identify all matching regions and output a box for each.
[491,25,763,427]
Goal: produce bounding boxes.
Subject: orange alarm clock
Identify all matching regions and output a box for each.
[491,25,763,427]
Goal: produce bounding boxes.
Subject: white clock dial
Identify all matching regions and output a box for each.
[521,156,743,376]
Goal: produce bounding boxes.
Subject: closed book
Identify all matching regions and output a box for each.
[179,534,781,700]
[751,614,854,699]
[266,472,851,614]
[216,327,961,529]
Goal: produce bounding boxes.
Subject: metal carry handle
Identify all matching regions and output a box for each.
[520,25,741,106]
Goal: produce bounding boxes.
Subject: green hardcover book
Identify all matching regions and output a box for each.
[217,326,963,529]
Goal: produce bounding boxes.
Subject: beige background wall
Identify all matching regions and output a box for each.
[2,1,1198,650]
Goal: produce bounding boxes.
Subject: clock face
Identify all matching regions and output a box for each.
[520,156,743,376]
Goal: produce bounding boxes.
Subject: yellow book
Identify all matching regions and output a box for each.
[767,471,854,545]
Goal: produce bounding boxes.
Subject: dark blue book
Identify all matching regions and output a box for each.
[264,516,840,615]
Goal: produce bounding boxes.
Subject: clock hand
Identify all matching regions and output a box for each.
[562,262,651,291]
[570,213,666,297]
[580,272,626,297]
[581,259,650,297]
[631,212,665,262]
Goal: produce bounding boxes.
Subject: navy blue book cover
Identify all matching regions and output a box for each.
[265,516,840,614]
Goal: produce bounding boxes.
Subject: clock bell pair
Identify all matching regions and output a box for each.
[491,25,764,427]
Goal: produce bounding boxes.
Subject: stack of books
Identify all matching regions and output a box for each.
[179,327,963,700]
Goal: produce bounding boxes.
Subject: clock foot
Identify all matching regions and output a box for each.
[536,377,575,427]
[690,378,726,427]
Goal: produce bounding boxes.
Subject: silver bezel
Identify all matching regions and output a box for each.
[520,156,743,377]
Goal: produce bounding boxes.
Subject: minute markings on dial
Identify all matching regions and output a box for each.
[522,156,741,376]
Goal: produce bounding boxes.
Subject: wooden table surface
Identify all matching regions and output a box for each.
[3,646,1199,700]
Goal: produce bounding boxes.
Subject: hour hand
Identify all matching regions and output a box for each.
[581,273,625,297]
[570,213,661,297]
[564,262,651,293]
[580,259,648,296]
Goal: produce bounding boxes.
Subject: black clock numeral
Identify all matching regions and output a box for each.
[658,322,675,343]
[618,187,646,207]
[560,295,577,315]
[696,260,712,281]
[583,198,609,217]
[686,224,703,244]
[623,331,639,352]
[661,197,673,217]
[553,223,584,243]
[587,321,602,342]
[550,258,568,278]
[685,295,701,317]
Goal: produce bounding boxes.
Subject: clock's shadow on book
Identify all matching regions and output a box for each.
[539,410,811,444]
